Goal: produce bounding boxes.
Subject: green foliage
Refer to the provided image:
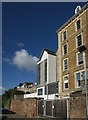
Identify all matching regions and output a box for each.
[2,89,25,108]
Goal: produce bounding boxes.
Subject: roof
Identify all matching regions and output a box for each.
[18,82,33,87]
[38,48,56,62]
[56,3,88,33]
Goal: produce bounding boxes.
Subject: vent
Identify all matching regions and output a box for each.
[75,6,81,14]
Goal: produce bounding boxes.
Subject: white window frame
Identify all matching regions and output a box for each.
[63,58,68,71]
[76,52,85,66]
[37,87,44,96]
[75,18,82,31]
[63,75,69,90]
[63,43,68,55]
[76,33,83,48]
[62,30,67,41]
[75,69,85,88]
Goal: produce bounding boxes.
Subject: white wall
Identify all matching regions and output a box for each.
[24,92,37,98]
[48,54,56,83]
[24,92,58,100]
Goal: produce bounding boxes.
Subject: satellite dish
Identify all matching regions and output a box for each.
[75,6,81,14]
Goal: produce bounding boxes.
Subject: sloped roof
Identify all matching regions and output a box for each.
[56,3,88,33]
[18,82,33,87]
[38,48,56,62]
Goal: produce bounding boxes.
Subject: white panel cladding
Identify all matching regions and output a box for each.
[37,51,48,64]
[48,54,56,83]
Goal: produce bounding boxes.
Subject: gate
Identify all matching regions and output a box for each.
[37,99,67,118]
[37,100,44,116]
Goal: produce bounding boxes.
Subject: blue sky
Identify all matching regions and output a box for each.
[2,2,86,91]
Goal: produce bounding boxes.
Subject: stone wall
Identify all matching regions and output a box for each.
[68,96,86,118]
[68,91,87,118]
[10,98,37,118]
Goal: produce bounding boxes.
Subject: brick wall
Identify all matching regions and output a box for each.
[10,98,37,118]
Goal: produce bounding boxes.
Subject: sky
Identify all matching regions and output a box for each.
[2,2,86,91]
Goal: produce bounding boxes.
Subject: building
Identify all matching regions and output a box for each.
[16,82,37,93]
[37,49,58,100]
[56,4,88,98]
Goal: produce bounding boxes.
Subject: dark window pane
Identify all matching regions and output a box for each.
[45,85,47,95]
[77,34,82,47]
[65,83,68,89]
[37,64,40,84]
[78,52,83,65]
[82,71,85,80]
[76,20,80,30]
[64,59,68,70]
[38,88,43,95]
[63,31,67,40]
[78,80,81,86]
[64,44,67,54]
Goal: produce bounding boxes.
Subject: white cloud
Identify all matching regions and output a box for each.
[13,49,39,72]
[17,42,24,47]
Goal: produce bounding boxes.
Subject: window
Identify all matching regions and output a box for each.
[45,85,47,95]
[37,64,40,84]
[48,82,58,94]
[76,19,81,30]
[63,59,68,71]
[75,71,85,88]
[45,59,47,83]
[64,76,68,89]
[77,34,82,47]
[81,71,85,80]
[38,88,43,95]
[76,73,81,87]
[63,31,67,40]
[77,52,83,65]
[63,44,67,55]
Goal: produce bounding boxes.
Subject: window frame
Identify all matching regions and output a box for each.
[63,75,69,90]
[76,52,84,66]
[63,58,68,71]
[76,33,83,48]
[75,19,81,31]
[75,70,85,88]
[62,30,67,41]
[37,87,43,96]
[63,43,68,55]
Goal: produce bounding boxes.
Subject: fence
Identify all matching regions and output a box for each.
[37,99,67,118]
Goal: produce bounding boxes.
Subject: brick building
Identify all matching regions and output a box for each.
[56,3,88,98]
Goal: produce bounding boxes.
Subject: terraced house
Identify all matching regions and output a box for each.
[57,3,88,98]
